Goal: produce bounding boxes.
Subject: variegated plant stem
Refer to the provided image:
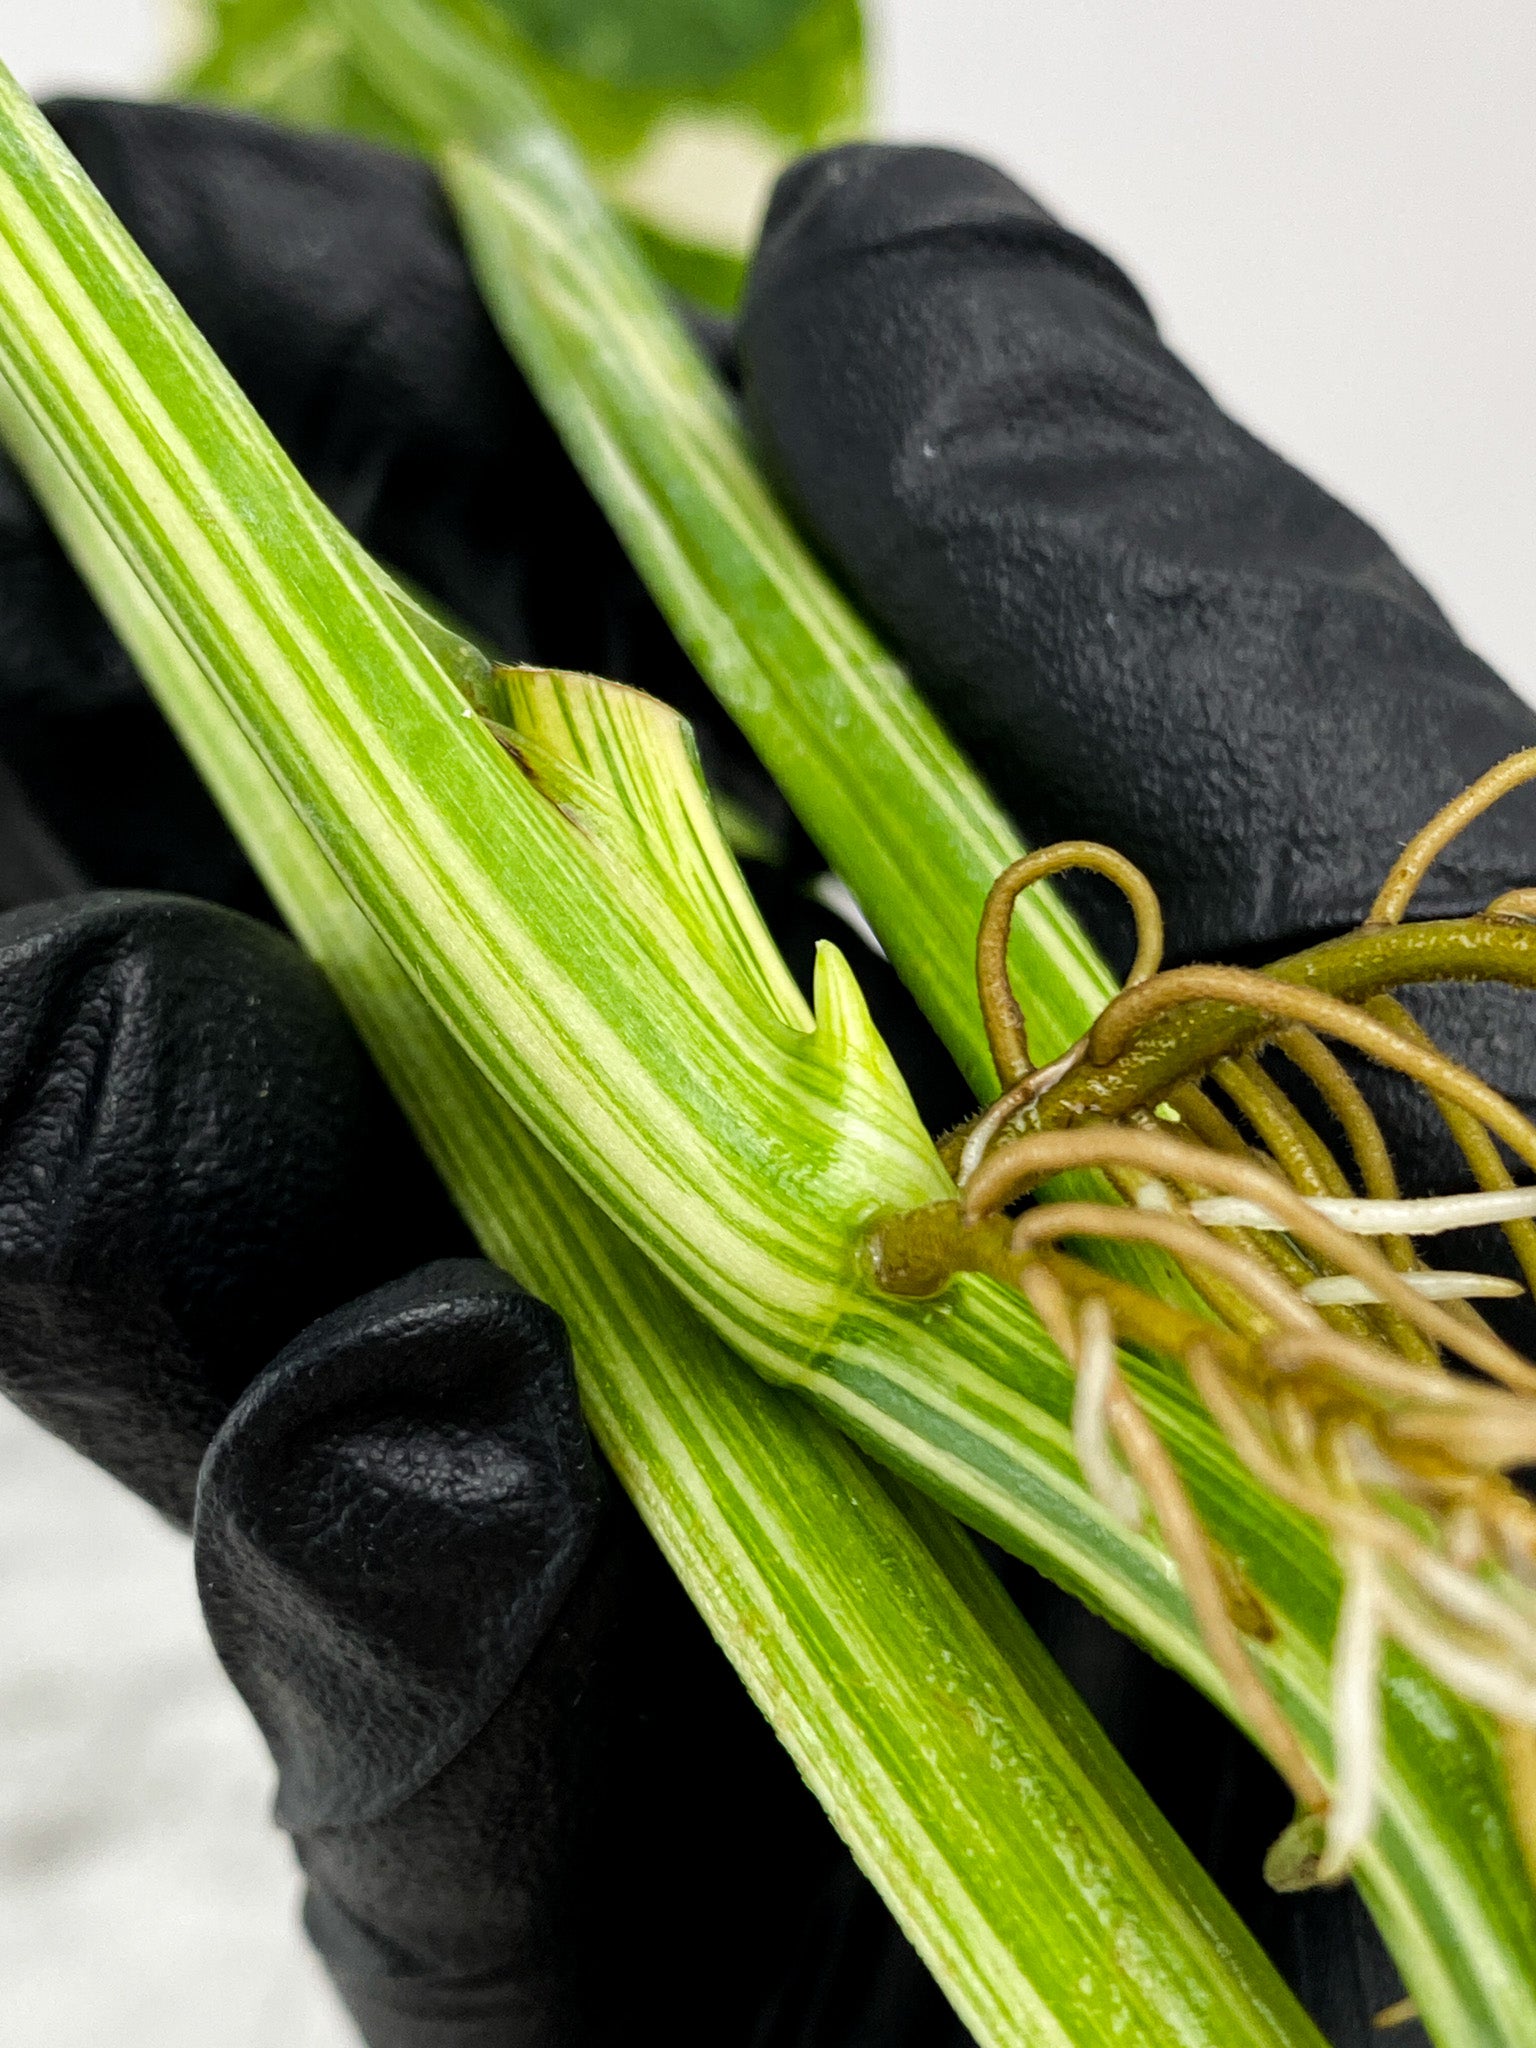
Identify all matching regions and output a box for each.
[0,69,1330,2046]
[322,6,1536,2036]
[130,569,1320,2048]
[330,0,1103,1094]
[0,49,1531,2045]
[262,737,1349,2048]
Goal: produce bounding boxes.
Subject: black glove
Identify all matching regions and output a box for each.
[737,142,1536,1265]
[0,880,921,2045]
[0,100,967,2048]
[736,141,1536,2046]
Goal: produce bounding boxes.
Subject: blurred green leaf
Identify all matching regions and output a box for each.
[181,0,420,146]
[183,0,863,158]
[182,0,862,285]
[183,0,307,81]
[494,0,815,90]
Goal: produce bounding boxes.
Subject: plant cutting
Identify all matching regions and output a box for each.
[235,4,1536,2029]
[0,59,1328,2048]
[2,7,1536,2042]
[880,778,1536,1886]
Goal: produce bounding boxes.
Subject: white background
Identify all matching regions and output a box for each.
[0,3,1532,2042]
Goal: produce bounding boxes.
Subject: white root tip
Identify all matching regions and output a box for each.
[1319,1552,1384,1883]
[1191,1185,1536,1237]
[1300,1269,1523,1307]
[1071,1298,1144,1530]
[1379,1584,1536,1727]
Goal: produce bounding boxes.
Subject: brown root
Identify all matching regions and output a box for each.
[880,765,1536,1884]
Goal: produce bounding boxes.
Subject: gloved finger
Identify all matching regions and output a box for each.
[0,888,465,1522]
[737,144,1536,972]
[737,140,1536,1328]
[194,1257,603,1829]
[0,440,268,907]
[43,97,590,666]
[195,1251,624,2045]
[0,871,881,2042]
[196,1256,880,2048]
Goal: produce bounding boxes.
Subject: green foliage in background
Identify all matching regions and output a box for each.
[494,0,844,95]
[182,0,864,303]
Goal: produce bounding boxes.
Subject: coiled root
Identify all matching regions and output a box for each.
[873,749,1536,1889]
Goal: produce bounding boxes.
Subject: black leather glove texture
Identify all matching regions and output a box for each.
[739,143,1536,968]
[0,887,461,1523]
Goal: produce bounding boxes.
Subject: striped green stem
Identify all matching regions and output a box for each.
[0,72,1325,2038]
[331,0,1107,1093]
[328,9,1536,2034]
[170,610,1321,2048]
[0,47,1529,2046]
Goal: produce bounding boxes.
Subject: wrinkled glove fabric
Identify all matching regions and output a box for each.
[738,141,1536,1366]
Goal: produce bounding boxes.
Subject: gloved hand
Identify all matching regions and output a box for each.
[737,143,1536,1250]
[736,143,1536,2046]
[0,99,966,2048]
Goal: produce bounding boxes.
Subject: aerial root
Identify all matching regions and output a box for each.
[886,753,1536,1886]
